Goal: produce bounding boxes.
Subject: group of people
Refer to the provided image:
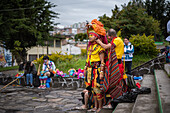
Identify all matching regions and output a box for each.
[18,56,56,89]
[77,19,134,112]
[17,19,135,112]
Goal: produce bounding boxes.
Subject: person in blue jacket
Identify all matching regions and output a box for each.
[122,37,134,75]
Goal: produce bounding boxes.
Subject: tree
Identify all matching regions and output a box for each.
[0,0,59,63]
[99,5,120,31]
[75,33,88,41]
[99,1,160,38]
[144,0,170,39]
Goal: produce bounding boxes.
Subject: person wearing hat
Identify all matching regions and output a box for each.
[38,56,56,89]
[96,29,127,103]
[84,19,108,112]
[166,20,170,43]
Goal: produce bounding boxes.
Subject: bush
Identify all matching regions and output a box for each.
[0,66,19,71]
[81,49,87,56]
[33,51,73,70]
[130,34,159,56]
[34,54,85,74]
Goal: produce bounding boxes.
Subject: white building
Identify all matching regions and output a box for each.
[27,37,67,61]
[61,44,81,55]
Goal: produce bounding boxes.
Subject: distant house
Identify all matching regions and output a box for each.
[27,36,67,61]
[26,23,87,60]
[62,44,81,55]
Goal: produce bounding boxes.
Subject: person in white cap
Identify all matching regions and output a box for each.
[166,20,170,43]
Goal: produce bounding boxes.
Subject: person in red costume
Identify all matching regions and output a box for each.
[96,29,127,106]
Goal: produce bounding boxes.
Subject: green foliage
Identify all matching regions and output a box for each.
[56,56,86,74]
[145,0,170,38]
[81,49,87,56]
[132,54,153,68]
[34,52,73,72]
[0,66,19,71]
[99,1,160,38]
[34,51,73,65]
[34,53,85,74]
[0,0,59,63]
[129,34,159,56]
[117,29,123,39]
[33,53,154,73]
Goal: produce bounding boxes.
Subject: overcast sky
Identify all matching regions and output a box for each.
[47,0,130,27]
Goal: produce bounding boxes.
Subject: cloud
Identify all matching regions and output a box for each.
[48,0,130,26]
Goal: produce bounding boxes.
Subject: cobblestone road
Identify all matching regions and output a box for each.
[0,86,86,113]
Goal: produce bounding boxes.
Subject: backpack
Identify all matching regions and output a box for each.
[126,74,136,89]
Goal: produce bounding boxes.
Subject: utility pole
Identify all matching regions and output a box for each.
[46,41,49,55]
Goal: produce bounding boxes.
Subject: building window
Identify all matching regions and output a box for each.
[29,55,37,61]
[48,40,54,47]
[56,40,61,47]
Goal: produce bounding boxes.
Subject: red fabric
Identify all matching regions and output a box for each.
[136,83,141,88]
[15,73,19,77]
[118,63,124,78]
[111,37,117,44]
[89,32,99,38]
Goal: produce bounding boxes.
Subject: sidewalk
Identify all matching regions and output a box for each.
[0,86,84,113]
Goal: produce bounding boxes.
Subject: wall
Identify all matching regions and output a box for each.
[61,44,81,55]
[131,55,166,76]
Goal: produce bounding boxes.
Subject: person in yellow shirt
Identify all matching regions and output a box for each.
[84,19,108,112]
[85,31,105,112]
[96,29,124,78]
[96,29,127,108]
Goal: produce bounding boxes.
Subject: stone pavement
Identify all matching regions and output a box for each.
[0,85,87,113]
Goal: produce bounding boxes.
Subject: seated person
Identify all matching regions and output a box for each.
[76,89,89,110]
[16,61,26,86]
[25,61,36,88]
[38,56,56,89]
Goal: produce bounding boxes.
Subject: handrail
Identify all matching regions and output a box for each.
[154,69,163,113]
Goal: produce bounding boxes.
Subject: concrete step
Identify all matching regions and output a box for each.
[132,74,159,113]
[155,70,170,113]
[98,108,113,113]
[113,79,143,113]
[164,64,170,76]
[113,103,134,113]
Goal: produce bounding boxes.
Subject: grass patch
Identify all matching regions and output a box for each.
[55,55,86,74]
[168,74,170,77]
[0,55,153,73]
[0,66,19,72]
[132,54,154,69]
[55,54,153,73]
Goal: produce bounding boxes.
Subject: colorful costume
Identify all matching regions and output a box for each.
[40,60,56,80]
[85,43,105,100]
[101,37,127,99]
[85,19,108,101]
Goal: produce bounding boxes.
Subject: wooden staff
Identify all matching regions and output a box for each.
[0,77,19,92]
